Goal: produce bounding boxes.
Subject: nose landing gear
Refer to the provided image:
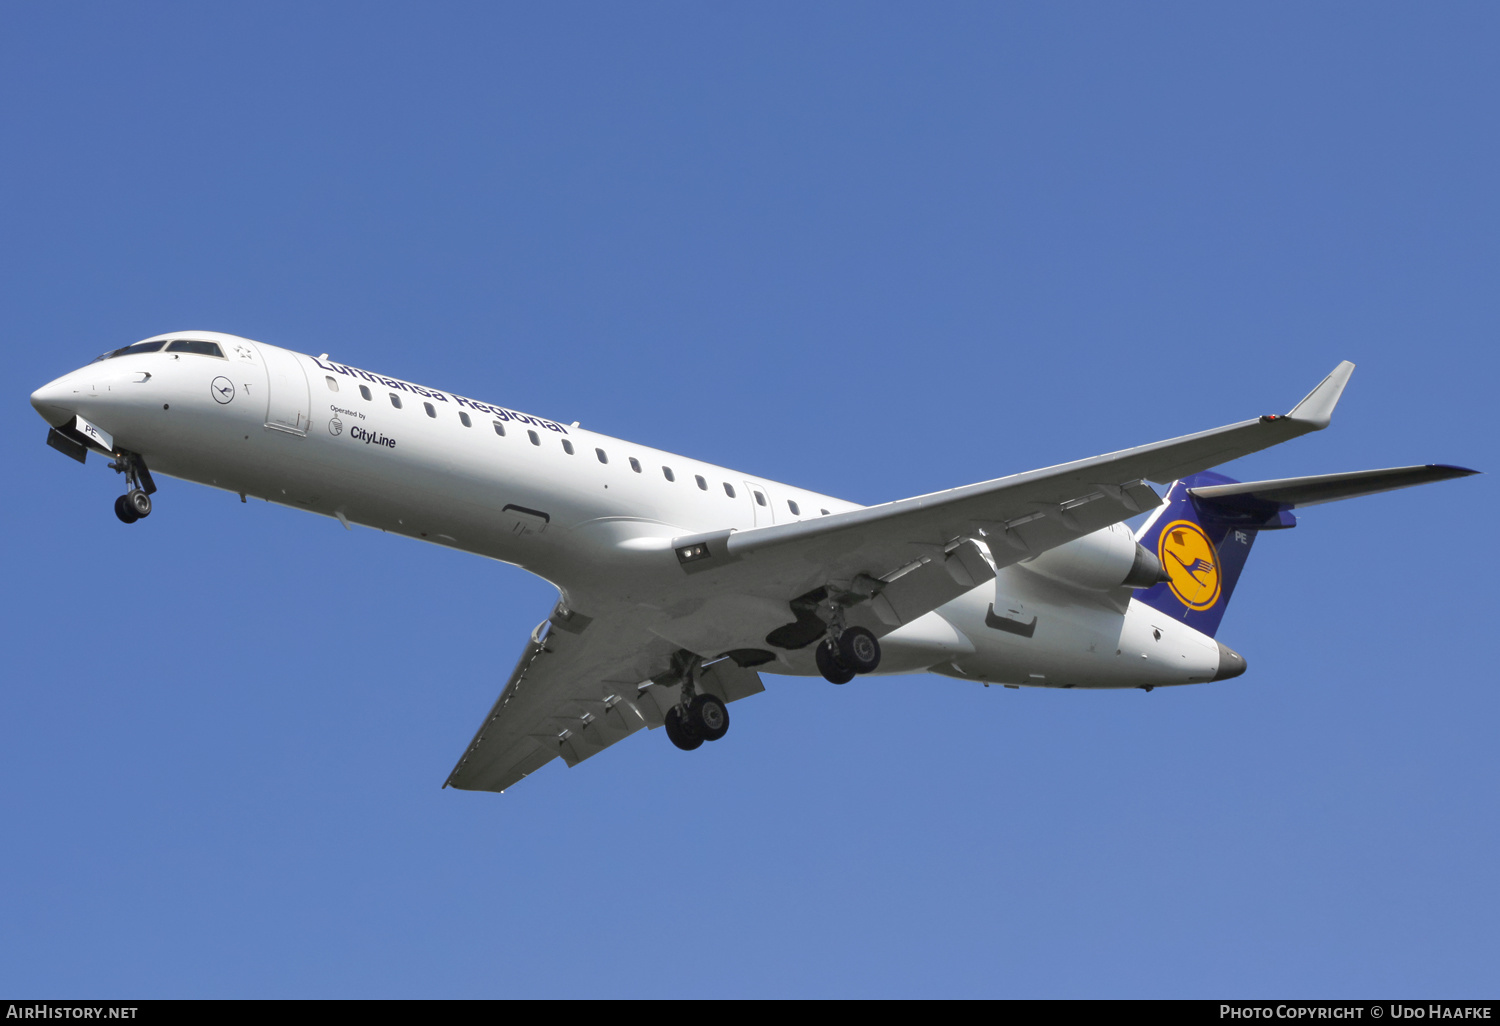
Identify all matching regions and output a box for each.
[113,491,152,523]
[109,451,157,524]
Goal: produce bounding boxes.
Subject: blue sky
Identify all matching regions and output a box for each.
[3,3,1496,998]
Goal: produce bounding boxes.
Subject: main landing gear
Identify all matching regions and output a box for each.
[109,451,157,524]
[664,694,729,751]
[814,599,882,685]
[663,652,731,752]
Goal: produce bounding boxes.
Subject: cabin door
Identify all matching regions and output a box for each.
[257,345,311,436]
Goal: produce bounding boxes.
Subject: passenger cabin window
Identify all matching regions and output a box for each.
[459,412,472,427]
[663,467,675,482]
[695,475,707,491]
[596,449,608,464]
[723,482,736,498]
[389,394,403,409]
[528,430,540,445]
[788,500,801,516]
[359,385,372,401]
[165,339,225,358]
[562,440,575,455]
[629,457,641,473]
[754,490,767,507]
[325,376,339,392]
[424,402,436,418]
[820,509,830,516]
[493,421,506,437]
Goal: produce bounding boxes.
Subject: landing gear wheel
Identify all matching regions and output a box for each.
[815,639,856,684]
[114,494,140,524]
[838,626,881,674]
[688,693,729,742]
[664,706,703,751]
[107,451,158,523]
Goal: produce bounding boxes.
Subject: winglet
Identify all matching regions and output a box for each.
[1286,360,1355,429]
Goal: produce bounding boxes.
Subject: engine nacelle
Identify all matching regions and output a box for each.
[1015,522,1165,592]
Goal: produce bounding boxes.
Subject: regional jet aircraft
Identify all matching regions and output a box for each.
[30,333,1476,792]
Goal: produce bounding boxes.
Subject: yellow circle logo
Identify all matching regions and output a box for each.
[1158,520,1221,611]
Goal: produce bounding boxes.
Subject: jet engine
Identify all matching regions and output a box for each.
[1015,522,1166,592]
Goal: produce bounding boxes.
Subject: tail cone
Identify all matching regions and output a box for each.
[1213,643,1247,681]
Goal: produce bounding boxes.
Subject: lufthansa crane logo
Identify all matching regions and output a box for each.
[211,377,235,404]
[1158,520,1221,610]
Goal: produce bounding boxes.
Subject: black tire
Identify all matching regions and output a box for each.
[664,706,703,751]
[838,626,881,674]
[127,489,152,518]
[815,639,855,684]
[114,495,139,524]
[688,693,729,742]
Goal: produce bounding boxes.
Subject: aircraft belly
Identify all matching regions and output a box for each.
[871,612,975,674]
[931,579,1220,688]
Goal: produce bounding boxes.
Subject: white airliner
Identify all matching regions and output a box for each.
[30,332,1476,792]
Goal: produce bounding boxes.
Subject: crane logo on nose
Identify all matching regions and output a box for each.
[1158,520,1221,611]
[211,377,236,404]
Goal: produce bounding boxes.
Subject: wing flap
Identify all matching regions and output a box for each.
[859,539,996,628]
[698,658,767,703]
[482,743,555,794]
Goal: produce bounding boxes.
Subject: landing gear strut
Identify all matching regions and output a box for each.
[663,652,731,752]
[109,451,156,524]
[814,596,882,684]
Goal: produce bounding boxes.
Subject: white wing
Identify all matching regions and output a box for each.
[444,603,764,793]
[652,362,1357,646]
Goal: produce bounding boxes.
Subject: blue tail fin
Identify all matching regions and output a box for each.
[1133,471,1296,638]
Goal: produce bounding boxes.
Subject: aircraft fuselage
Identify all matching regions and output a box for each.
[30,331,1232,692]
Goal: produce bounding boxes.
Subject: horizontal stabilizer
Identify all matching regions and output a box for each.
[1189,464,1478,510]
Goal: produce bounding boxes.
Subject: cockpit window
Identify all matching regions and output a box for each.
[96,340,167,361]
[165,339,225,358]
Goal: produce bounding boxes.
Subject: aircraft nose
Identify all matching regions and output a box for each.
[30,376,78,427]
